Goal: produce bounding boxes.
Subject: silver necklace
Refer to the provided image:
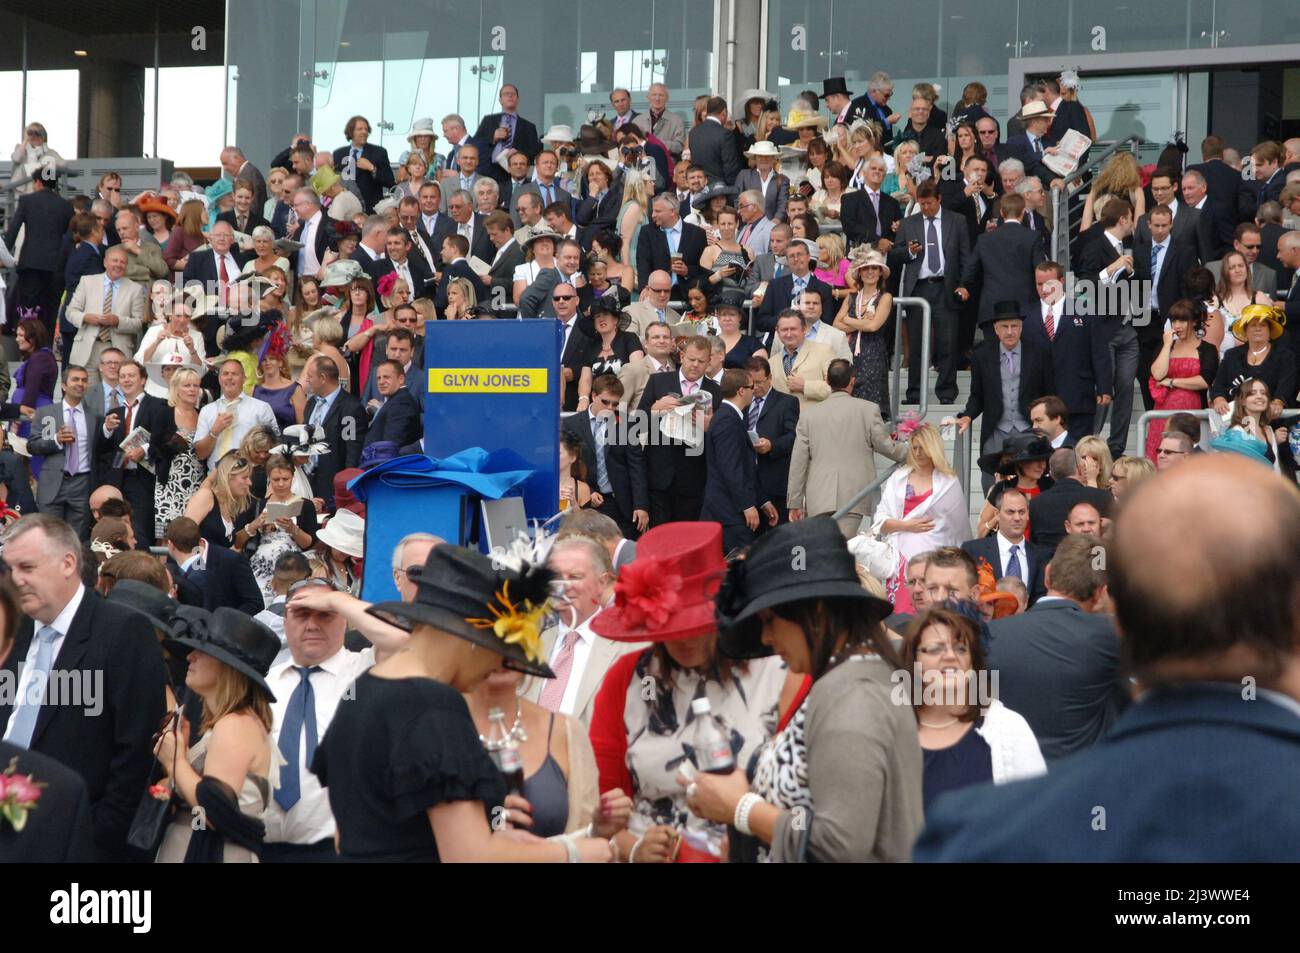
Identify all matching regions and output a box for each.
[1250,344,1270,358]
[477,698,528,745]
[919,716,959,728]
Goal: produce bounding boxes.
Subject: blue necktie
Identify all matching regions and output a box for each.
[274,665,322,812]
[926,218,941,273]
[783,349,796,377]
[1151,244,1163,310]
[1005,544,1023,583]
[7,626,59,749]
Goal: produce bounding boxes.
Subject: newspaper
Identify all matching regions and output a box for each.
[657,392,713,449]
[1042,130,1093,177]
[119,426,155,475]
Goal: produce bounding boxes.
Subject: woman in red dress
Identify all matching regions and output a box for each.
[1146,299,1219,462]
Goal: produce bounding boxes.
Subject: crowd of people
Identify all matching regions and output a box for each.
[0,67,1298,865]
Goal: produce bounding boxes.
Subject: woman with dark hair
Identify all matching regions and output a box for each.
[974,432,1053,538]
[810,161,851,225]
[900,605,1044,814]
[588,229,635,291]
[1145,298,1219,461]
[312,543,613,861]
[287,276,323,376]
[557,431,592,512]
[154,607,278,862]
[574,302,645,407]
[950,82,991,127]
[340,276,381,395]
[1211,377,1292,474]
[1182,265,1226,352]
[790,212,820,242]
[687,516,923,862]
[947,122,980,171]
[590,523,791,863]
[13,318,57,489]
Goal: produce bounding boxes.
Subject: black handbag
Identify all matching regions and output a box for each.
[125,709,181,853]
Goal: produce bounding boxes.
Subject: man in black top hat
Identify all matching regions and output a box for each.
[822,77,855,127]
[956,301,1055,492]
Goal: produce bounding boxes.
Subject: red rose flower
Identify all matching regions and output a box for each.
[614,558,681,631]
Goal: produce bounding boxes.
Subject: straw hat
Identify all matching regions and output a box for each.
[744,140,781,159]
[848,245,890,280]
[318,508,365,559]
[1014,100,1055,122]
[405,117,438,144]
[1230,304,1286,343]
[785,108,829,131]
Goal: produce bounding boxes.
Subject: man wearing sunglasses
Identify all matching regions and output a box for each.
[562,374,649,537]
[1204,222,1279,295]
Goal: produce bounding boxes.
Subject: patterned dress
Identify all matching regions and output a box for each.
[155,428,206,539]
[848,291,891,418]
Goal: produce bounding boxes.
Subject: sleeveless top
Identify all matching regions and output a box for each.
[521,713,569,838]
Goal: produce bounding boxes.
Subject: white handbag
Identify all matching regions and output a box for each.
[847,530,899,582]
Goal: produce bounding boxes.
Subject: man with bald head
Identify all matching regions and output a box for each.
[920,456,1300,860]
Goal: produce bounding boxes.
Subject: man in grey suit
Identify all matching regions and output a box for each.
[1206,223,1279,295]
[30,366,113,537]
[787,360,908,537]
[525,535,645,727]
[734,142,790,222]
[80,348,127,422]
[1134,170,1200,258]
[687,96,743,185]
[438,141,484,213]
[631,83,686,158]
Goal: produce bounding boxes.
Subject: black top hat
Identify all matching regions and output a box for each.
[366,545,558,679]
[164,606,280,702]
[977,431,1053,475]
[821,77,854,99]
[715,516,891,660]
[104,579,178,634]
[982,300,1026,326]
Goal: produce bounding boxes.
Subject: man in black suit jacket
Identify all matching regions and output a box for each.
[754,238,835,334]
[364,360,423,448]
[349,217,389,283]
[561,375,649,539]
[961,194,1045,328]
[0,515,168,861]
[1187,140,1242,225]
[1181,166,1234,259]
[446,189,495,264]
[940,155,998,247]
[957,303,1055,464]
[1133,205,1198,410]
[986,534,1128,763]
[434,234,481,315]
[1134,169,1200,258]
[1028,449,1114,551]
[332,118,395,212]
[1025,264,1113,440]
[960,488,1050,604]
[182,220,251,292]
[746,357,799,529]
[216,205,271,238]
[375,227,436,300]
[3,177,74,331]
[687,97,743,184]
[636,193,707,290]
[100,360,166,547]
[840,156,901,250]
[634,337,721,525]
[163,517,263,616]
[700,369,777,552]
[888,183,973,404]
[473,84,542,186]
[303,356,367,511]
[485,214,524,306]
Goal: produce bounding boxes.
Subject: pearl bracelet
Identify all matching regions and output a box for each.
[734,792,763,836]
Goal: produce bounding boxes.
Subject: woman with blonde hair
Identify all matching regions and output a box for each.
[870,421,972,611]
[618,169,651,269]
[303,313,351,391]
[1110,454,1155,502]
[154,607,278,863]
[394,152,431,200]
[185,452,260,549]
[1074,435,1114,490]
[814,233,850,288]
[885,139,920,211]
[1081,151,1145,230]
[153,366,206,540]
[444,277,478,319]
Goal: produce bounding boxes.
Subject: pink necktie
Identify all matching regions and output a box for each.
[538,630,579,712]
[682,379,697,395]
[1044,307,1056,341]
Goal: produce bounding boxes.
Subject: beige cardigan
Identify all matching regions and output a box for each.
[563,713,601,834]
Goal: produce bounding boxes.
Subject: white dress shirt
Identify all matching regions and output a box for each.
[996,532,1029,583]
[196,393,280,469]
[298,211,324,276]
[262,645,375,844]
[548,615,597,717]
[3,585,86,743]
[918,210,946,279]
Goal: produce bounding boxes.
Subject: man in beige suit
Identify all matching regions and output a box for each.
[66,245,146,386]
[788,358,908,537]
[526,535,645,726]
[618,321,677,412]
[769,309,833,408]
[625,271,681,341]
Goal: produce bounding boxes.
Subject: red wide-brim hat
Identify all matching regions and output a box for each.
[591,522,726,643]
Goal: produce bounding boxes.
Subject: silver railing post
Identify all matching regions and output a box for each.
[891,296,931,419]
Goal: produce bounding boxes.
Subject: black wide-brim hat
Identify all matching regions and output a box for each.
[367,544,557,679]
[104,579,178,634]
[578,299,633,338]
[163,606,280,702]
[715,516,892,660]
[977,431,1052,475]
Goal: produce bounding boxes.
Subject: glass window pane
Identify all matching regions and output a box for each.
[26,70,80,159]
[143,67,226,166]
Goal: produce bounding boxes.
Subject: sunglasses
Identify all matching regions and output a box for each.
[103,186,121,193]
[552,294,576,302]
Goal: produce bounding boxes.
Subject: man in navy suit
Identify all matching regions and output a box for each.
[1039,78,1090,145]
[473,84,542,187]
[753,239,835,334]
[1003,101,1059,186]
[686,96,743,185]
[745,356,799,529]
[182,220,251,295]
[446,189,494,264]
[4,175,74,331]
[1186,135,1243,230]
[962,193,1045,328]
[164,517,263,615]
[331,115,395,213]
[919,456,1300,861]
[636,192,707,291]
[1025,262,1113,440]
[302,357,367,511]
[363,360,422,449]
[700,369,778,552]
[433,235,479,315]
[374,227,436,300]
[839,155,901,251]
[560,374,649,539]
[1133,205,1198,410]
[960,487,1049,603]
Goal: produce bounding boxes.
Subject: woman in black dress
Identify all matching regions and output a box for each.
[833,247,894,414]
[311,543,614,862]
[574,299,644,413]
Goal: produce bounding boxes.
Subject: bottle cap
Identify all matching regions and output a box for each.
[690,698,712,715]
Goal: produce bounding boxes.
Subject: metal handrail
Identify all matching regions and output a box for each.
[952,417,973,506]
[832,414,972,524]
[890,296,932,421]
[832,463,901,524]
[1137,407,1300,435]
[1049,134,1143,267]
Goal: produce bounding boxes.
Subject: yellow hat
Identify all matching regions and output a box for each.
[311,166,341,195]
[1230,304,1286,343]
